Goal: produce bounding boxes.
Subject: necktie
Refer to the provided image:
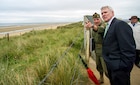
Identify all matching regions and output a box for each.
[103,23,109,38]
[133,23,135,26]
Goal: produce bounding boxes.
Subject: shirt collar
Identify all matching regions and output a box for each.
[107,16,115,26]
[131,22,140,27]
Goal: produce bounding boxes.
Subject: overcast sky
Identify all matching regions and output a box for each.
[0,0,140,23]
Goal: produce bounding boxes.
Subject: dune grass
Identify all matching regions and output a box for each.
[0,22,91,85]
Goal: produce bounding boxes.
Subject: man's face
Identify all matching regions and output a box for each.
[130,18,138,24]
[93,18,101,26]
[101,8,114,22]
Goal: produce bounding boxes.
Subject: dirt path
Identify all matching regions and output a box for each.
[88,57,140,85]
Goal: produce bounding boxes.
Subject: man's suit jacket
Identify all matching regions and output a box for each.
[102,18,136,71]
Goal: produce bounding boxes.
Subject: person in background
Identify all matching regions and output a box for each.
[85,12,108,84]
[101,6,136,85]
[128,16,140,68]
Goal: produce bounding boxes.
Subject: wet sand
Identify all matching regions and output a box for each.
[0,23,70,38]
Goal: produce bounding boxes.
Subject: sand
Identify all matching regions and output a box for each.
[88,57,140,85]
[0,23,70,38]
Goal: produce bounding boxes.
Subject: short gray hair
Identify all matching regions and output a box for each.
[101,6,114,12]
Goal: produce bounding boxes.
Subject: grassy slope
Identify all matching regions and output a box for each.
[0,22,91,85]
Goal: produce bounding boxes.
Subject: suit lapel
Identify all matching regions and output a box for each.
[103,18,116,40]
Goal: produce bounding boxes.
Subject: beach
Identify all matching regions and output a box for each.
[0,23,70,38]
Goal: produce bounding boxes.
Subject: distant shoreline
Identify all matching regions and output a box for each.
[0,22,71,27]
[0,22,71,38]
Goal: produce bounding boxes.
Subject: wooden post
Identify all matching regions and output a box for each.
[7,33,9,41]
[86,29,90,63]
[84,15,91,63]
[84,15,94,63]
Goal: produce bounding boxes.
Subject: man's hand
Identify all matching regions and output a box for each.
[85,21,93,30]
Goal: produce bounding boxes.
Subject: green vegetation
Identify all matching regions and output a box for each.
[0,22,91,85]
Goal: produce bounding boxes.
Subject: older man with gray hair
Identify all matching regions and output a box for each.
[101,6,136,85]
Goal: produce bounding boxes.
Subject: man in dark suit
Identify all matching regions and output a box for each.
[100,6,136,85]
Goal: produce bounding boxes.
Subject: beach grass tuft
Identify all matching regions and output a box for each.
[0,21,90,85]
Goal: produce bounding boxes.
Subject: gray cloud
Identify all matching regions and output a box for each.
[0,0,140,23]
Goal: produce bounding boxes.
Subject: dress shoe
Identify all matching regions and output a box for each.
[98,79,104,84]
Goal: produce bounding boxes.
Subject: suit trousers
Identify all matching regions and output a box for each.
[135,50,140,68]
[107,68,130,85]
